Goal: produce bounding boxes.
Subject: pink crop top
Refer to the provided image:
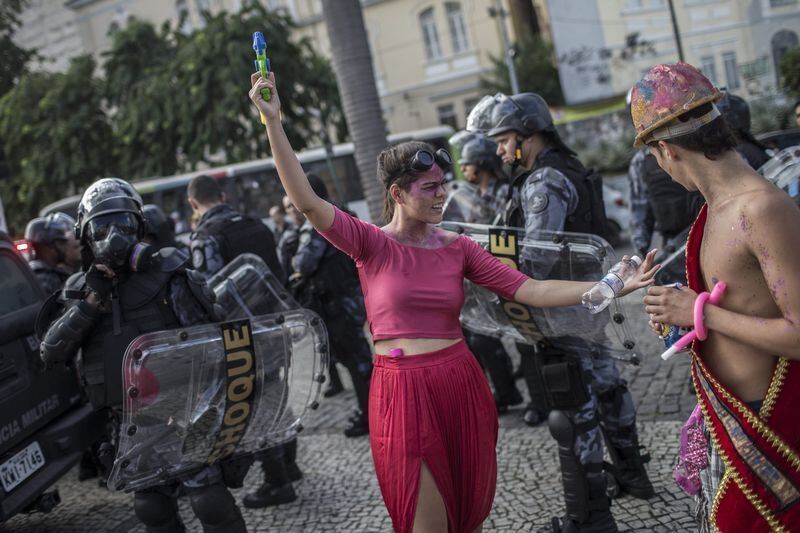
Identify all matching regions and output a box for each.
[319,206,528,341]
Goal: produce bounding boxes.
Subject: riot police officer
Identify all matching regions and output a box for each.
[40,178,246,533]
[286,174,373,437]
[24,212,81,295]
[444,132,524,413]
[187,174,284,283]
[472,93,653,532]
[186,174,301,509]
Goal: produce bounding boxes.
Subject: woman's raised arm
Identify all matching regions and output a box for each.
[249,71,335,231]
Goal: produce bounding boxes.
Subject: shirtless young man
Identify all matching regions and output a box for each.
[635,62,800,531]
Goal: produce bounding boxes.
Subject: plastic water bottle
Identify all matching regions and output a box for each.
[581,256,643,314]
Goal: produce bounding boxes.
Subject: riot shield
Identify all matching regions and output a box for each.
[442,221,640,364]
[108,310,328,492]
[759,146,800,205]
[443,181,480,223]
[208,253,299,318]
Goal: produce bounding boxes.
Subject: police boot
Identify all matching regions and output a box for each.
[78,449,99,481]
[496,387,524,415]
[603,428,654,500]
[243,448,298,509]
[344,410,369,438]
[541,410,618,533]
[523,403,548,426]
[283,438,303,482]
[241,482,297,508]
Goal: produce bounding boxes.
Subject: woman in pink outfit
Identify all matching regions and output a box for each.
[249,71,658,533]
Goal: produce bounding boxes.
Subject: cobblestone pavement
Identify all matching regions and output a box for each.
[4,286,701,532]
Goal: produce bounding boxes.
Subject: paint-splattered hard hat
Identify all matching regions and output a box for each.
[630,62,722,147]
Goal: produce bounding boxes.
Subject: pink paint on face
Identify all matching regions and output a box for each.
[409,167,446,199]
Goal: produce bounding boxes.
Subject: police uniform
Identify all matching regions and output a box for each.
[41,179,246,533]
[290,219,373,434]
[29,260,72,296]
[471,92,652,532]
[187,202,302,509]
[511,146,652,532]
[190,204,284,284]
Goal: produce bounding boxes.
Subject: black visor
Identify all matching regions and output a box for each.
[87,212,139,241]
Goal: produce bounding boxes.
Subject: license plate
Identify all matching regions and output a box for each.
[0,441,45,492]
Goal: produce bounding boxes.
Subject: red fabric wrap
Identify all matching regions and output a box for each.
[369,341,498,533]
[687,205,800,532]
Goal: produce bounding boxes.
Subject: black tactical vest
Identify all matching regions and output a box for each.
[641,153,703,237]
[508,149,609,239]
[199,207,285,282]
[78,267,181,409]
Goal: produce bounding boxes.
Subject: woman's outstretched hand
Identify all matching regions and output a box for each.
[249,71,281,121]
[618,248,660,297]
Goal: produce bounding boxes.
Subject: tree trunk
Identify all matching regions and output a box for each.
[507,0,540,43]
[321,0,387,223]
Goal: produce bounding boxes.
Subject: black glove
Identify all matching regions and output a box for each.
[85,264,115,301]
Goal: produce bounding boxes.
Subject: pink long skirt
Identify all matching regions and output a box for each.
[369,340,499,533]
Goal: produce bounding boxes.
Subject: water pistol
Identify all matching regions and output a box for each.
[252,31,271,125]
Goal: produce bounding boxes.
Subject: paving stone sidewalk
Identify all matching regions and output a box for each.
[4,293,702,532]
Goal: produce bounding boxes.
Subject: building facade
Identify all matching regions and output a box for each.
[548,0,800,105]
[13,0,549,134]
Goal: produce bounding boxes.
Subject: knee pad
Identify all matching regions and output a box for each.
[188,483,241,526]
[134,490,179,528]
[548,409,575,445]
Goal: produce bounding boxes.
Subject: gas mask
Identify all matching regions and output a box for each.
[86,213,142,270]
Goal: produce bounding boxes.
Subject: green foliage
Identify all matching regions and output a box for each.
[0,0,34,97]
[101,2,345,178]
[780,47,800,98]
[750,97,794,135]
[0,2,344,231]
[102,20,180,179]
[481,37,564,105]
[0,56,113,233]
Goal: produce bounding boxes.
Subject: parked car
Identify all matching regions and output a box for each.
[0,231,105,522]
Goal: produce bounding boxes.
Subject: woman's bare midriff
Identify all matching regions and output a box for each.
[374,337,462,356]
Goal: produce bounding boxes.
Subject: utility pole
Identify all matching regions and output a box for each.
[488,0,520,94]
[667,0,684,62]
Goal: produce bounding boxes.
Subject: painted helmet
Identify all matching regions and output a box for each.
[630,61,721,147]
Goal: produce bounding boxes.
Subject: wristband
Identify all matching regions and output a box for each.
[693,291,711,341]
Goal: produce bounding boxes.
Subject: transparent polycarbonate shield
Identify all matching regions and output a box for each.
[209,253,299,319]
[442,221,640,364]
[108,311,328,492]
[442,181,505,226]
[759,146,800,203]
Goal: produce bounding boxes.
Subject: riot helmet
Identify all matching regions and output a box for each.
[142,204,176,250]
[459,135,502,172]
[716,89,752,134]
[24,212,78,264]
[76,178,144,269]
[25,212,75,246]
[449,130,479,152]
[486,93,553,138]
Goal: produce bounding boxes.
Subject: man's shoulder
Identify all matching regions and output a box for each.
[741,186,799,223]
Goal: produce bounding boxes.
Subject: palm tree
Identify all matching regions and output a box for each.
[321,0,387,222]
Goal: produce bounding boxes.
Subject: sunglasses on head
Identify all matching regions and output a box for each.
[386,149,453,187]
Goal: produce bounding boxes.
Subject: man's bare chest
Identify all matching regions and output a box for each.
[700,214,768,310]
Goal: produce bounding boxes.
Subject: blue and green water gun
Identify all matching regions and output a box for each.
[252,31,271,124]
